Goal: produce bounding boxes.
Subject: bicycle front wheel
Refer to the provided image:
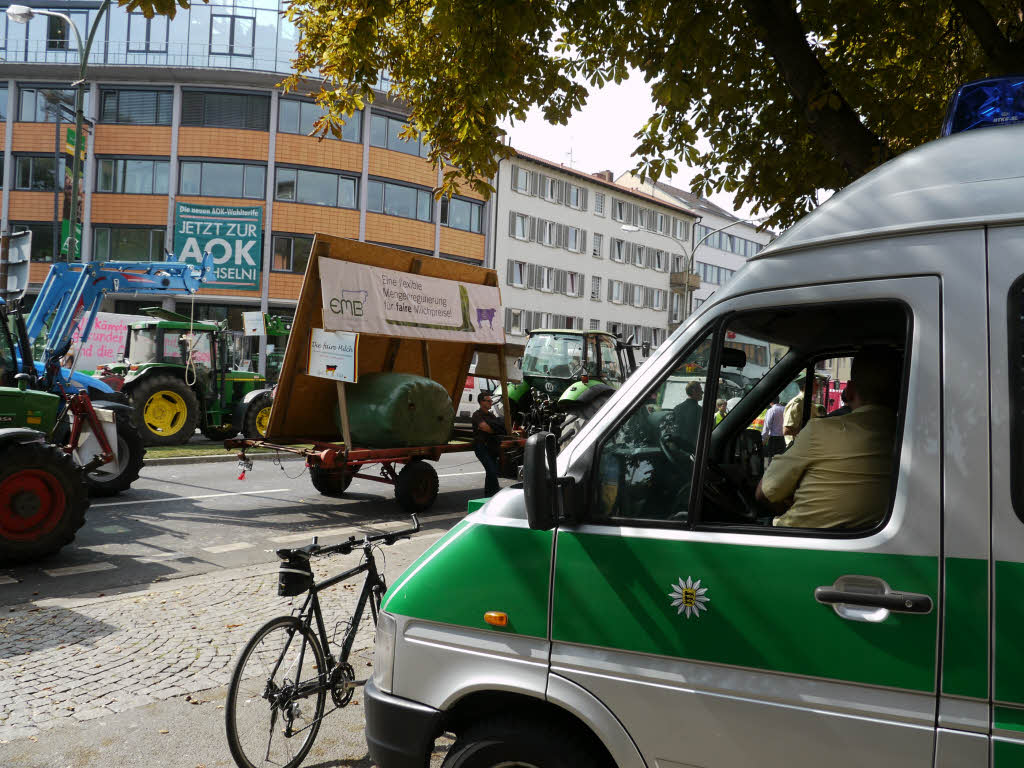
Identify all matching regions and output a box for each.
[226,616,327,768]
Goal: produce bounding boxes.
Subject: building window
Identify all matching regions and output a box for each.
[505,308,524,334]
[634,245,646,268]
[272,234,313,274]
[566,226,582,252]
[441,197,483,233]
[610,238,626,262]
[211,14,255,56]
[181,91,269,130]
[653,249,667,271]
[672,217,688,241]
[18,87,78,123]
[46,13,86,51]
[370,113,430,157]
[542,177,561,201]
[510,212,530,240]
[566,184,587,210]
[508,260,526,287]
[0,87,7,121]
[541,266,554,292]
[512,166,530,193]
[612,199,626,222]
[610,280,624,304]
[592,232,603,258]
[128,11,168,53]
[591,276,601,301]
[278,99,361,143]
[540,221,557,247]
[12,222,56,262]
[275,167,356,208]
[93,227,165,262]
[566,271,582,297]
[180,161,266,199]
[594,192,606,216]
[97,159,169,195]
[100,89,172,125]
[367,180,432,222]
[15,156,59,191]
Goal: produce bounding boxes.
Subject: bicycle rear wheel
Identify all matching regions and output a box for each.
[226,616,327,768]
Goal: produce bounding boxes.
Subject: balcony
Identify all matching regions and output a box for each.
[670,271,701,290]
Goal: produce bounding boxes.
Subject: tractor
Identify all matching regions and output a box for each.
[110,309,272,444]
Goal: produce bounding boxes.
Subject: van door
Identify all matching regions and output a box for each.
[551,278,941,768]
[987,227,1024,767]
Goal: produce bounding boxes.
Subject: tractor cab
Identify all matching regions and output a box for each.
[520,329,632,399]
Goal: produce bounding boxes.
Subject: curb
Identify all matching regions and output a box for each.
[144,451,305,466]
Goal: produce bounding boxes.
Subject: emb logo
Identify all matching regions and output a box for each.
[330,289,368,318]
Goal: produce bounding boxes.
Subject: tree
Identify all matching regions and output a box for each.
[129,0,1024,229]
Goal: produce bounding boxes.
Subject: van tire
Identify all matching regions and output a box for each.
[441,717,600,768]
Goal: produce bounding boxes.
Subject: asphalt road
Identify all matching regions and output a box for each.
[1,450,496,606]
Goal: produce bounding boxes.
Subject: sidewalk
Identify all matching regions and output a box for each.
[0,532,443,763]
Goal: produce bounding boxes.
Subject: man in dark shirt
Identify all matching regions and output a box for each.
[472,393,505,497]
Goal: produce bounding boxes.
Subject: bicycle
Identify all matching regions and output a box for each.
[225,515,420,768]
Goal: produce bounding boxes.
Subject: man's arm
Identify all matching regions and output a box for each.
[472,413,494,433]
[758,422,817,502]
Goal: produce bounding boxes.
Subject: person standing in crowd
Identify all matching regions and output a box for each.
[784,374,823,446]
[762,396,786,461]
[714,398,728,426]
[472,393,505,497]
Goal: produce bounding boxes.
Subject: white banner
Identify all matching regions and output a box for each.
[69,312,141,371]
[308,329,358,383]
[242,311,265,336]
[319,258,504,344]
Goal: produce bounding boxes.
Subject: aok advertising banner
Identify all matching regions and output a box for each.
[319,258,505,345]
[173,203,263,291]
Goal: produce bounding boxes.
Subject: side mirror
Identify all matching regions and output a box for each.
[523,432,558,530]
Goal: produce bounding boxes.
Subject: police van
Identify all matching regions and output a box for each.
[364,77,1024,768]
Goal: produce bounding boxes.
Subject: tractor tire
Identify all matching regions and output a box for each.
[394,459,439,513]
[131,375,200,446]
[0,441,89,563]
[309,466,352,496]
[55,411,147,497]
[201,424,237,441]
[243,392,274,439]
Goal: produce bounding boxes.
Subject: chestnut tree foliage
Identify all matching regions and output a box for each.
[125,0,1024,228]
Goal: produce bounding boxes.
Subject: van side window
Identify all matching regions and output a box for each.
[591,301,909,534]
[1008,277,1024,523]
[595,331,714,522]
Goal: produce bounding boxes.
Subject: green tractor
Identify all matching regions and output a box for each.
[108,309,274,445]
[505,328,642,445]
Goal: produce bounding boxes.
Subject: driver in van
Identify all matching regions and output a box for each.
[755,347,901,529]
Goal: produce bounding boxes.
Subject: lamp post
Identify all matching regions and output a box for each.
[6,1,112,263]
[681,216,768,318]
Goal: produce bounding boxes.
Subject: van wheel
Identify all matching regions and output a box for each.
[441,717,601,768]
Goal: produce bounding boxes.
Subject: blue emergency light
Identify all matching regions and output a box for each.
[942,75,1024,136]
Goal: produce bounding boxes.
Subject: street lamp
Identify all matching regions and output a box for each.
[6,0,112,262]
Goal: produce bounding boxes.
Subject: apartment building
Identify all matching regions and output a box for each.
[616,174,775,331]
[490,152,698,356]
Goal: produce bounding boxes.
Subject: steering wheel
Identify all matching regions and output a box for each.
[658,411,694,464]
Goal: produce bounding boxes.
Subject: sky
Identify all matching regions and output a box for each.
[498,74,760,220]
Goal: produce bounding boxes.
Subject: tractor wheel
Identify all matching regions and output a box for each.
[131,375,200,446]
[201,424,237,441]
[243,392,274,439]
[309,466,352,497]
[394,460,439,513]
[0,441,89,563]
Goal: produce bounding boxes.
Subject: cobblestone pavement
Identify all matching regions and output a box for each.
[0,533,439,742]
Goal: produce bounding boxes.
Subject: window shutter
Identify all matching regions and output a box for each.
[526,263,535,288]
[555,269,566,293]
[580,230,587,254]
[505,307,513,329]
[530,172,539,196]
[607,281,614,301]
[557,180,565,204]
[181,91,204,126]
[506,260,514,284]
[508,211,517,237]
[528,216,537,241]
[559,224,568,249]
[511,165,520,189]
[580,189,588,211]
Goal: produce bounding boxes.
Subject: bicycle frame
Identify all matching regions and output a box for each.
[278,544,384,704]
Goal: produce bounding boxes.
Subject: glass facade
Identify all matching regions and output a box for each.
[3,1,299,74]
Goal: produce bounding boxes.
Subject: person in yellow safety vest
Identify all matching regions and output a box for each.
[714,398,728,426]
[751,407,767,431]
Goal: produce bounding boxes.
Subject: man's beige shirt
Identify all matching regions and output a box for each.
[762,405,897,529]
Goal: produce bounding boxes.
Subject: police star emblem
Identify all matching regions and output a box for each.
[668,576,710,619]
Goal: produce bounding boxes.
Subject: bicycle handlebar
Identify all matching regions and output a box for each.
[276,514,421,561]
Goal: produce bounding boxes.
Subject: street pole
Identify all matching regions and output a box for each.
[684,216,767,318]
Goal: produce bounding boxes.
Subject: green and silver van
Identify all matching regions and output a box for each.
[364,88,1024,768]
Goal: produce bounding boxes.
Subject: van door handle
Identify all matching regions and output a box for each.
[814,575,933,623]
[814,587,933,614]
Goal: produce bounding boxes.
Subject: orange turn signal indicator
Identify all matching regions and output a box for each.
[484,611,508,627]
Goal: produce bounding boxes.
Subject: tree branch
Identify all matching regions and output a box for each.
[951,0,1024,71]
[738,0,887,179]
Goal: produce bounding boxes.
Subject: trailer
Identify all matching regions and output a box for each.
[225,234,522,512]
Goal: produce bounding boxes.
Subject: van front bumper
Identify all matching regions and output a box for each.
[364,678,444,768]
